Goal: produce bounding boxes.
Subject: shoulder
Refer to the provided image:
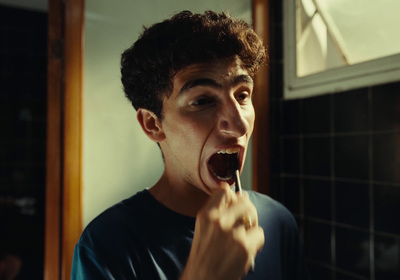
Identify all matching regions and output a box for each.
[78,190,151,245]
[90,190,147,222]
[247,190,298,231]
[247,190,292,216]
[72,192,149,280]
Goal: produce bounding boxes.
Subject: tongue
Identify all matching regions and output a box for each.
[209,153,236,179]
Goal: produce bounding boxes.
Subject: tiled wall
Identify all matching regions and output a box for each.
[269,2,400,280]
[0,5,47,279]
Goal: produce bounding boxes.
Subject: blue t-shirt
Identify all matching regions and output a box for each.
[71,190,309,279]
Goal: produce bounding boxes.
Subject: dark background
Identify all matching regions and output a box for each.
[0,5,47,280]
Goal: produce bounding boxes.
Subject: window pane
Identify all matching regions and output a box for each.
[296,0,400,77]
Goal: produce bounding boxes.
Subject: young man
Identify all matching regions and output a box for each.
[72,10,309,280]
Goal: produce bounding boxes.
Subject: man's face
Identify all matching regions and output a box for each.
[159,56,255,195]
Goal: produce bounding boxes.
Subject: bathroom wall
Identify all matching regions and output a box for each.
[83,0,253,227]
[269,2,400,280]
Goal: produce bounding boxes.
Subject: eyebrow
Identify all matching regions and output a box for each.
[178,74,253,95]
[178,78,222,95]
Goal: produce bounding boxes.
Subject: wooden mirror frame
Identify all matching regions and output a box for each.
[44,1,269,279]
[252,0,270,195]
[45,0,84,279]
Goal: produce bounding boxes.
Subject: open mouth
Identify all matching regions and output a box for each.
[208,148,240,181]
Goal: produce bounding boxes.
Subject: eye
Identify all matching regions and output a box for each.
[191,96,215,107]
[236,91,251,103]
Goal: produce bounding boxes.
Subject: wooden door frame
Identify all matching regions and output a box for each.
[45,0,84,279]
[252,0,270,195]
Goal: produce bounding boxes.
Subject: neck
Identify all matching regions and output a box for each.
[149,172,209,217]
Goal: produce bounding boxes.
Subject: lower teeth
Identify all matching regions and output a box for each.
[210,166,233,181]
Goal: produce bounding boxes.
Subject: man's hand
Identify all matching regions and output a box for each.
[180,186,265,280]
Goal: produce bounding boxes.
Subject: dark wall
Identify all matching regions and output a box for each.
[268,2,400,280]
[0,5,47,280]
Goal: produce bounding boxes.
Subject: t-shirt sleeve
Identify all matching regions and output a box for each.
[250,191,310,280]
[284,214,310,280]
[71,242,116,280]
[71,231,140,280]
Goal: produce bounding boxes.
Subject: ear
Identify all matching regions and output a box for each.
[137,108,165,142]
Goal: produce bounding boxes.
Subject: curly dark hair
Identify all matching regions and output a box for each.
[121,10,266,118]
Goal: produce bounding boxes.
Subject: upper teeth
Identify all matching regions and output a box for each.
[217,148,240,154]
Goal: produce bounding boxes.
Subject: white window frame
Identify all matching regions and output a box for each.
[283,0,400,100]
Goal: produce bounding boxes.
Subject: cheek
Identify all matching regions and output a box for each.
[165,115,211,146]
[245,106,255,134]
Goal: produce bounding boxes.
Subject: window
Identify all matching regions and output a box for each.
[284,0,400,99]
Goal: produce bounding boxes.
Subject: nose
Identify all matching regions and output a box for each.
[217,99,252,137]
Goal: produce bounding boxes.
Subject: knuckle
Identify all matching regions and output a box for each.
[221,186,233,201]
[202,209,225,229]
